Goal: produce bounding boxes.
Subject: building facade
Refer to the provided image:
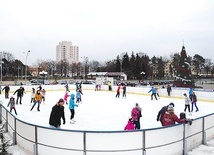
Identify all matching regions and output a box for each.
[56,41,79,64]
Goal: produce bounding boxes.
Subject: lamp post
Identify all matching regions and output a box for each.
[25,50,30,84]
[0,52,3,83]
[81,56,88,80]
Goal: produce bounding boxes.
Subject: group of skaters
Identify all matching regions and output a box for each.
[115,83,127,98]
[49,83,83,128]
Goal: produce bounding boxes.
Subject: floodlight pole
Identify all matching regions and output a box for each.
[25,50,30,84]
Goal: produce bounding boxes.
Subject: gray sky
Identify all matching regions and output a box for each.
[1,0,214,66]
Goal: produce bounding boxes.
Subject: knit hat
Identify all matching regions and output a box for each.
[58,98,64,103]
[136,103,139,106]
[183,93,187,96]
[168,105,174,111]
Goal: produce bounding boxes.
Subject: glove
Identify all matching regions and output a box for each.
[185,119,193,125]
[63,120,66,124]
[156,118,159,121]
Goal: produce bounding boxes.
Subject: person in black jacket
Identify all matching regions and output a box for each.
[13,87,25,104]
[49,98,66,128]
[2,85,10,99]
[157,102,175,126]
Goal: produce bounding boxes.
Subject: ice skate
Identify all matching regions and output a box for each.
[70,119,76,124]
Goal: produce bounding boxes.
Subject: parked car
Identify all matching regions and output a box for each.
[60,80,67,85]
[81,81,95,85]
[51,80,59,85]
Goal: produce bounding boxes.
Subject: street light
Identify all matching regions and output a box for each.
[0,52,3,83]
[25,50,30,84]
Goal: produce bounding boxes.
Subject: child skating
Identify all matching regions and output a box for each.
[7,96,17,115]
[69,93,78,123]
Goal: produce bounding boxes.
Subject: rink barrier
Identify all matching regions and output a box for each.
[5,84,214,102]
[0,85,214,155]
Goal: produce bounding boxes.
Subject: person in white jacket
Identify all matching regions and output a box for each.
[183,93,191,113]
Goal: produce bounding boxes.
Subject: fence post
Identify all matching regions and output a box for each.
[183,124,187,155]
[83,132,86,155]
[12,132,16,145]
[0,103,2,124]
[143,130,146,155]
[34,126,38,155]
[202,118,207,145]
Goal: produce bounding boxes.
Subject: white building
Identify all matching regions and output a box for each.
[56,41,79,64]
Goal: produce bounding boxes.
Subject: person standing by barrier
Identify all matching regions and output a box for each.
[49,98,66,128]
[2,85,10,99]
[155,85,160,99]
[162,105,186,126]
[148,86,157,100]
[190,92,199,112]
[157,102,175,126]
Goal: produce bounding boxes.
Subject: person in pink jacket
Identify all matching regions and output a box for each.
[64,91,70,104]
[124,117,135,130]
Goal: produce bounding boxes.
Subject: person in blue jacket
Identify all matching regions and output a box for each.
[69,93,78,123]
[189,87,193,99]
[148,86,158,100]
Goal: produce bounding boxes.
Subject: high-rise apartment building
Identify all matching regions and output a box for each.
[56,41,79,64]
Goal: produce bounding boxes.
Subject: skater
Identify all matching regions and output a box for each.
[76,89,83,103]
[30,88,36,103]
[2,85,10,99]
[41,88,46,104]
[69,93,78,123]
[7,96,17,115]
[65,83,70,92]
[122,84,126,98]
[162,105,186,126]
[131,103,141,129]
[49,98,66,128]
[148,86,157,100]
[30,90,43,111]
[64,91,70,104]
[124,117,135,130]
[167,84,172,96]
[190,92,199,112]
[155,85,160,99]
[183,93,191,113]
[115,84,121,98]
[189,87,193,99]
[0,85,1,95]
[157,102,175,126]
[13,87,25,104]
[37,85,42,91]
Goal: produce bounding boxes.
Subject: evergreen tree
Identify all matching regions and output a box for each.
[173,46,194,87]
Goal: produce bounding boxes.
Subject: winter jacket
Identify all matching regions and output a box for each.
[13,87,24,96]
[184,96,191,105]
[34,93,43,102]
[124,120,135,130]
[131,107,140,121]
[148,87,156,94]
[49,103,65,127]
[69,94,78,110]
[162,112,186,126]
[191,94,197,103]
[189,88,193,96]
[76,91,82,99]
[2,86,10,93]
[157,105,168,122]
[64,92,69,101]
[116,86,121,92]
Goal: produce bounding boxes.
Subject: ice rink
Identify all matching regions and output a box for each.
[1,88,213,131]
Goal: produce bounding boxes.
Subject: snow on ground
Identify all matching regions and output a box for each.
[1,88,214,154]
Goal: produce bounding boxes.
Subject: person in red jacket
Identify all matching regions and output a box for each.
[162,105,186,126]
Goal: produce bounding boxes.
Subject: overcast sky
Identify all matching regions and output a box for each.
[1,0,214,66]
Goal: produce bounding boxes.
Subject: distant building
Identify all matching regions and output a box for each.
[56,41,79,64]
